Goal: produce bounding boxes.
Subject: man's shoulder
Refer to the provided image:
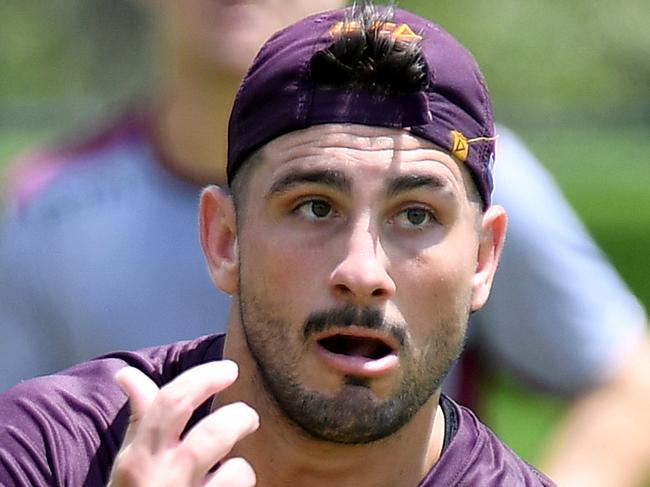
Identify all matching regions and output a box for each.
[3,111,153,216]
[0,333,225,415]
[0,335,225,486]
[421,396,556,486]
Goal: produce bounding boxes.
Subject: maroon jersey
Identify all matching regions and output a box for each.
[0,335,554,486]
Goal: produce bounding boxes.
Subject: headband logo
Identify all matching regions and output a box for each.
[450,130,469,161]
[450,131,499,163]
[329,21,422,43]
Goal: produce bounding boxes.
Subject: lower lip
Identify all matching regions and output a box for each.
[314,343,400,378]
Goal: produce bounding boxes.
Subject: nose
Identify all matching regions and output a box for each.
[329,224,396,304]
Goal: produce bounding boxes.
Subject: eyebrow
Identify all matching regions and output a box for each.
[266,169,352,199]
[385,174,451,197]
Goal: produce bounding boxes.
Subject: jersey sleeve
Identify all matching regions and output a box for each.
[0,337,222,486]
[470,127,646,394]
[0,360,130,486]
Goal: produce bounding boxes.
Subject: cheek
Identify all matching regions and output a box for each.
[396,251,474,366]
[240,227,326,303]
[396,242,477,317]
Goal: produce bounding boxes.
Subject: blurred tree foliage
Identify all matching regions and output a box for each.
[401,0,650,126]
[0,0,648,131]
[0,0,151,130]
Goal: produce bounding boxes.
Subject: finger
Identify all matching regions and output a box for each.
[180,401,259,476]
[205,457,256,487]
[137,360,240,450]
[115,366,160,420]
[115,366,161,445]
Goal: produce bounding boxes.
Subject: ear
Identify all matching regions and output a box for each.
[199,185,239,295]
[470,205,507,311]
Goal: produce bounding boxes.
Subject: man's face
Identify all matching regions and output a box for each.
[207,124,504,444]
[161,0,345,76]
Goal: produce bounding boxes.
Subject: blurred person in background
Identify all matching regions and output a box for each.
[1,0,649,485]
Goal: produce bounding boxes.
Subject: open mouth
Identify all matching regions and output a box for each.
[314,331,399,377]
[318,335,393,360]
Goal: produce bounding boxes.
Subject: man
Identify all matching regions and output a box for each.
[1,1,649,485]
[0,4,554,485]
[2,0,646,401]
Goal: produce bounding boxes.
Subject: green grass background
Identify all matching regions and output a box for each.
[1,123,649,470]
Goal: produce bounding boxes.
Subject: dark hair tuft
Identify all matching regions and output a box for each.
[309,1,428,96]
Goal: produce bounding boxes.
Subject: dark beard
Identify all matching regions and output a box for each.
[239,297,468,444]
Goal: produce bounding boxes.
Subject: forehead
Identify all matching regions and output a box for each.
[254,124,468,190]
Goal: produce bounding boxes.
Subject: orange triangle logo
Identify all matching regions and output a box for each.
[329,21,422,43]
[450,130,469,161]
[392,23,422,42]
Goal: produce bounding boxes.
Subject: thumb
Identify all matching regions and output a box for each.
[114,366,160,445]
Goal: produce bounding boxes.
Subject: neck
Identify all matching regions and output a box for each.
[152,51,243,186]
[214,321,446,487]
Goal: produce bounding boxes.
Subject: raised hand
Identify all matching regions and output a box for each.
[108,360,259,487]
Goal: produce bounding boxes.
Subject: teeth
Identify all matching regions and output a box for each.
[319,335,391,359]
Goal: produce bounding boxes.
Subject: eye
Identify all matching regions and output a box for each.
[294,198,334,220]
[394,206,437,229]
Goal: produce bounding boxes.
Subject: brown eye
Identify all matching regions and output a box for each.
[405,207,428,225]
[311,200,331,218]
[394,206,436,229]
[295,199,334,220]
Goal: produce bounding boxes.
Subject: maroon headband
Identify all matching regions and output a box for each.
[228,6,496,207]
